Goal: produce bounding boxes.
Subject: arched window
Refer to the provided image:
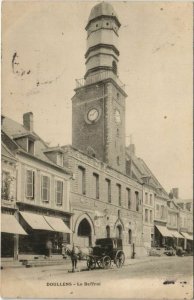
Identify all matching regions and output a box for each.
[106,225,110,238]
[128,229,132,244]
[116,225,122,239]
[112,61,117,75]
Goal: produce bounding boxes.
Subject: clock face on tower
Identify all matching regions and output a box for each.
[86,108,100,123]
[115,109,121,124]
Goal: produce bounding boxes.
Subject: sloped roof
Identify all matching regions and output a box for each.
[2,116,71,175]
[1,142,17,163]
[126,149,169,198]
[86,1,120,29]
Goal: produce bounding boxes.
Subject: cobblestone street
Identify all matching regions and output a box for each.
[1,256,193,299]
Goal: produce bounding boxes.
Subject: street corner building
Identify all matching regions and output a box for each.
[1,2,193,264]
[1,113,72,261]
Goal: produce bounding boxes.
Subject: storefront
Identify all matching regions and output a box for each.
[180,232,193,252]
[18,210,72,257]
[154,225,174,247]
[1,212,27,259]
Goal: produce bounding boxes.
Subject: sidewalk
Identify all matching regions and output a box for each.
[1,255,176,271]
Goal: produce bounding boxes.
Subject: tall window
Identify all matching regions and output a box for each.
[106,225,110,238]
[128,229,132,244]
[145,192,148,204]
[55,180,63,206]
[126,188,131,209]
[78,166,86,195]
[150,210,153,223]
[26,170,35,199]
[112,61,117,75]
[105,178,111,203]
[41,175,50,202]
[161,205,165,219]
[116,225,122,239]
[145,209,148,222]
[150,194,153,206]
[135,191,139,211]
[93,173,99,199]
[116,184,121,206]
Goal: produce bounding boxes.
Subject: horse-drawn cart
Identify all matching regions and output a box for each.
[86,238,125,270]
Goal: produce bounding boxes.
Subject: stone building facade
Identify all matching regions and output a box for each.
[2,113,72,259]
[62,146,144,258]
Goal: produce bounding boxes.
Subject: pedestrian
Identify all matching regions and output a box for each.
[62,243,67,259]
[71,244,78,272]
[46,240,52,258]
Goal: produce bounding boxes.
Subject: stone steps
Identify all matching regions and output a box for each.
[23,258,69,268]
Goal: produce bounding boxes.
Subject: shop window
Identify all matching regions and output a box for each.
[105,178,111,203]
[106,225,110,238]
[26,170,35,199]
[41,175,50,202]
[55,180,63,206]
[116,183,121,206]
[126,188,131,209]
[78,166,86,195]
[93,173,99,199]
[128,229,132,244]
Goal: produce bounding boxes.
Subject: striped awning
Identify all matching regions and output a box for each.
[20,211,71,233]
[20,211,54,231]
[44,216,72,233]
[181,232,193,241]
[170,230,184,239]
[155,225,173,237]
[1,213,27,235]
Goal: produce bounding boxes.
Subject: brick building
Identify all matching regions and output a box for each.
[65,2,146,258]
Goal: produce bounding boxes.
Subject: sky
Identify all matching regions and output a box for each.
[2,1,193,199]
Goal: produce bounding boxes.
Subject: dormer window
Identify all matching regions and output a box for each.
[28,139,35,155]
[57,153,63,166]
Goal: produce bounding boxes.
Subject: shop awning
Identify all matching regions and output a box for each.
[181,232,193,241]
[171,231,184,239]
[155,225,173,237]
[1,213,27,235]
[20,211,54,231]
[44,216,72,233]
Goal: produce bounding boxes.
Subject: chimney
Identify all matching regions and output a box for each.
[172,188,179,199]
[23,112,33,131]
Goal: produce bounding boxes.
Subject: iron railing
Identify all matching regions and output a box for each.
[76,70,125,90]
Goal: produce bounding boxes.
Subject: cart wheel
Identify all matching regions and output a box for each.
[96,258,103,269]
[102,256,111,269]
[115,251,125,268]
[87,257,96,270]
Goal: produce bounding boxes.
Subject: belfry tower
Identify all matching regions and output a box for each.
[72,2,127,173]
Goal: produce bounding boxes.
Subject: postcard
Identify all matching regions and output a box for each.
[1,1,193,299]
